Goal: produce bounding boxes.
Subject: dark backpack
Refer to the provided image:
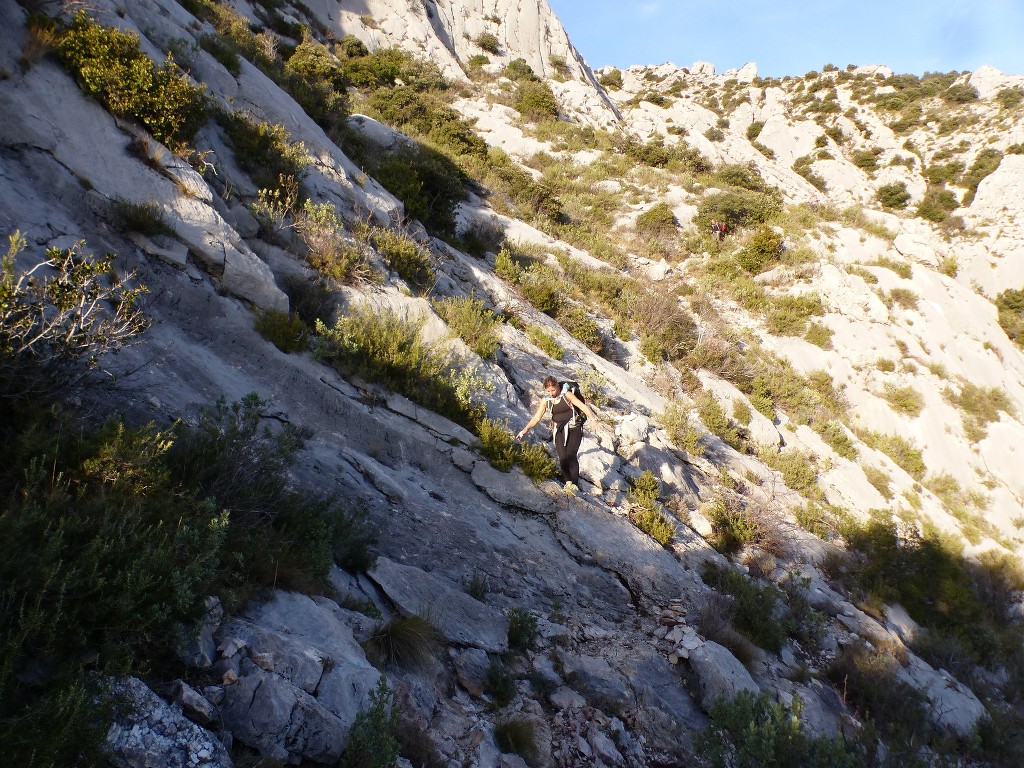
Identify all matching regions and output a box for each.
[548,380,587,426]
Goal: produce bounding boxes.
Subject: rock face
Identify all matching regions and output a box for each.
[687,641,760,710]
[216,592,381,764]
[106,677,233,768]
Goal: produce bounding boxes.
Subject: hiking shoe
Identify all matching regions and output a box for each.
[563,481,579,496]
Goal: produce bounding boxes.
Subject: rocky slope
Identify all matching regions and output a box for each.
[2,0,1024,766]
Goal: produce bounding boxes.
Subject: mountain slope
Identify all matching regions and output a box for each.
[2,0,1024,766]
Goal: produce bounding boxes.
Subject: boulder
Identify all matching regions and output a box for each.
[687,641,760,711]
[106,677,232,768]
[368,557,510,653]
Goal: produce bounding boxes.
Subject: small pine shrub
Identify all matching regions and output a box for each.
[340,676,400,768]
[628,471,674,546]
[297,202,382,286]
[525,326,563,360]
[881,383,924,417]
[995,288,1024,347]
[702,564,786,652]
[856,429,925,480]
[598,68,623,89]
[220,110,308,190]
[885,287,918,311]
[697,189,783,232]
[432,294,502,359]
[635,202,678,238]
[876,182,910,210]
[696,393,743,450]
[736,227,784,274]
[514,80,559,120]
[696,692,861,768]
[764,448,818,494]
[515,441,559,483]
[916,186,959,222]
[478,418,518,471]
[803,321,834,349]
[556,305,604,354]
[254,310,309,353]
[507,608,538,652]
[483,661,516,706]
[746,121,765,141]
[315,306,487,431]
[113,199,171,236]
[662,400,705,456]
[792,155,827,191]
[474,32,500,54]
[868,256,912,279]
[704,126,725,142]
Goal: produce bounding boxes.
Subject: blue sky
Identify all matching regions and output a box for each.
[546,0,1024,78]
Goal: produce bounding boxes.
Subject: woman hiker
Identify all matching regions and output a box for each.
[516,376,597,495]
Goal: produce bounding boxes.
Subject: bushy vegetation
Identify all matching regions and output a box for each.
[220,110,308,190]
[736,227,784,274]
[52,13,209,152]
[254,309,309,353]
[369,227,435,290]
[628,471,674,546]
[881,382,924,417]
[433,294,503,360]
[697,692,865,768]
[635,202,678,239]
[1,240,370,762]
[315,305,487,431]
[876,182,910,209]
[995,288,1024,347]
[495,718,539,766]
[339,677,400,768]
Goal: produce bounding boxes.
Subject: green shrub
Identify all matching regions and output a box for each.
[696,691,863,768]
[483,661,516,706]
[478,418,517,471]
[474,32,500,54]
[868,255,911,278]
[697,189,783,232]
[507,608,538,652]
[705,498,760,553]
[504,58,538,81]
[736,227,784,274]
[862,465,893,499]
[315,306,487,431]
[942,382,1014,436]
[876,182,910,210]
[746,121,765,141]
[55,13,209,151]
[370,228,435,290]
[373,144,467,237]
[113,198,171,236]
[167,393,349,596]
[525,326,563,360]
[881,383,924,417]
[792,155,827,191]
[598,68,623,89]
[856,429,925,479]
[827,646,929,745]
[765,293,825,336]
[635,202,678,238]
[812,419,856,459]
[916,185,959,222]
[495,719,539,766]
[996,86,1024,109]
[515,440,558,482]
[662,400,705,456]
[962,149,1003,205]
[365,614,439,670]
[704,126,725,142]
[514,79,560,120]
[885,287,918,311]
[766,448,818,494]
[340,676,400,768]
[942,82,979,103]
[803,321,834,349]
[296,202,382,286]
[627,471,674,546]
[995,288,1024,347]
[556,305,604,354]
[220,110,308,190]
[433,294,502,359]
[0,411,224,765]
[703,564,786,652]
[254,309,309,353]
[851,148,882,171]
[696,393,743,450]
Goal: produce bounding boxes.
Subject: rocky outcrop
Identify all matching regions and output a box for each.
[106,677,232,768]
